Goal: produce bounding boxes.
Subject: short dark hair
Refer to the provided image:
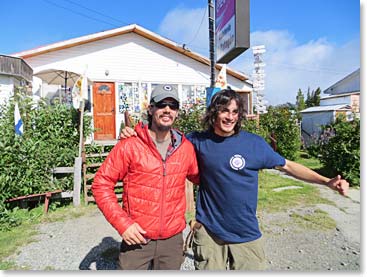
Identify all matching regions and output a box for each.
[203,89,245,135]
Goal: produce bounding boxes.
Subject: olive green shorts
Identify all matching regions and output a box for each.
[192,222,267,270]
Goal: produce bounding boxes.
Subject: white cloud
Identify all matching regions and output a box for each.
[159,9,360,105]
[158,7,209,54]
[234,30,360,105]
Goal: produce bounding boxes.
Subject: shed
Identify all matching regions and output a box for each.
[300,104,352,145]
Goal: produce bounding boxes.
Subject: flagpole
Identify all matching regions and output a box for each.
[78,100,84,158]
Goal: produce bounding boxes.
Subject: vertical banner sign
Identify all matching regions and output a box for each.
[216,0,250,64]
[216,0,235,62]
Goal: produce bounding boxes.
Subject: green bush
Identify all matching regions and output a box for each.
[242,116,267,138]
[0,89,92,229]
[174,104,205,134]
[306,115,360,186]
[258,107,301,160]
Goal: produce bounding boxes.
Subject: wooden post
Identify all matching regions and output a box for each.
[78,100,85,158]
[73,157,82,206]
[185,180,195,212]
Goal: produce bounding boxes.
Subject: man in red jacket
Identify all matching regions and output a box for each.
[92,84,200,270]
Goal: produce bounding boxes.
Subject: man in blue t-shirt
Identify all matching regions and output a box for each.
[119,89,349,270]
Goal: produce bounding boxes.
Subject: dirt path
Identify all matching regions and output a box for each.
[262,171,360,271]
[5,179,360,271]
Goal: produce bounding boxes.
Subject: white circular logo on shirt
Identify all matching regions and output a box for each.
[230,154,245,170]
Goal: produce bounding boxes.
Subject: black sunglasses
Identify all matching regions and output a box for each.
[154,101,179,110]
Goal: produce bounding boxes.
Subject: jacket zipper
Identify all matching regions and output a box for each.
[159,159,167,237]
[125,185,131,216]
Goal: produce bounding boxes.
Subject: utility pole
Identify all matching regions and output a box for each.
[208,0,215,87]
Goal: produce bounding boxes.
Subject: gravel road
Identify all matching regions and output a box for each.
[5,180,360,271]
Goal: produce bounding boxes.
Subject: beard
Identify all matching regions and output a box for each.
[156,124,171,132]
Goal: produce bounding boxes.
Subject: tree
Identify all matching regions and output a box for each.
[305,87,312,107]
[295,89,306,121]
[296,89,306,111]
[305,87,321,107]
[312,87,321,106]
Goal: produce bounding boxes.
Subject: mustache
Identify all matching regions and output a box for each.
[159,114,174,120]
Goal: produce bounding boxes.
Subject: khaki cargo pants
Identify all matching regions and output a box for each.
[191,222,267,270]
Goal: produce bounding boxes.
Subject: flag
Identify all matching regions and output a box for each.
[72,67,88,110]
[72,76,83,109]
[215,64,227,89]
[14,102,23,136]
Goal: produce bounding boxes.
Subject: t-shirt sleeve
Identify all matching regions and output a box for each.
[185,131,196,144]
[258,136,286,168]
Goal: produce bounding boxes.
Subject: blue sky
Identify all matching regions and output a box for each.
[1,0,361,105]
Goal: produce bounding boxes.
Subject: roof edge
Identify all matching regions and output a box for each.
[12,24,249,81]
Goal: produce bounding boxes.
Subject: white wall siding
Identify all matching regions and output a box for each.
[24,32,251,139]
[0,76,16,106]
[324,69,360,95]
[301,111,334,144]
[320,95,352,106]
[26,33,249,90]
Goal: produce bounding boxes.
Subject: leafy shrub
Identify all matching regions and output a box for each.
[242,115,267,138]
[306,115,360,186]
[174,104,205,134]
[258,107,301,160]
[0,89,92,228]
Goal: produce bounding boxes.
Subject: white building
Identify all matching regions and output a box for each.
[301,68,360,145]
[13,24,252,141]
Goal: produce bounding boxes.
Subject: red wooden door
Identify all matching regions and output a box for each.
[93,82,116,140]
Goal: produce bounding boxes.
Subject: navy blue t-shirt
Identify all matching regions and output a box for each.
[187,130,286,243]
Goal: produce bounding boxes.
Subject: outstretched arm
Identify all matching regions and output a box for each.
[276,159,349,196]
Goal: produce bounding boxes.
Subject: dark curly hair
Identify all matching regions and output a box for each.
[203,89,245,135]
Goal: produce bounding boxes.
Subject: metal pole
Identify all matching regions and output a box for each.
[63,71,67,104]
[208,0,215,87]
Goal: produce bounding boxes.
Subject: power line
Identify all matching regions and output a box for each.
[63,0,130,26]
[186,6,208,47]
[42,0,121,28]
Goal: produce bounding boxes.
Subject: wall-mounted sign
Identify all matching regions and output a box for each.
[215,0,250,64]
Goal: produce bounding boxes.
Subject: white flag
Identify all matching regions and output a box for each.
[215,64,227,89]
[72,67,88,109]
[14,102,24,136]
[72,76,83,109]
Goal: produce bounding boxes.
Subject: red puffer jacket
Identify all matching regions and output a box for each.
[92,122,199,240]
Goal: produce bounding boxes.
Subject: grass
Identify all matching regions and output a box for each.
[0,202,97,269]
[294,151,323,170]
[290,209,337,231]
[0,223,37,269]
[294,151,333,177]
[185,210,196,224]
[258,171,334,214]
